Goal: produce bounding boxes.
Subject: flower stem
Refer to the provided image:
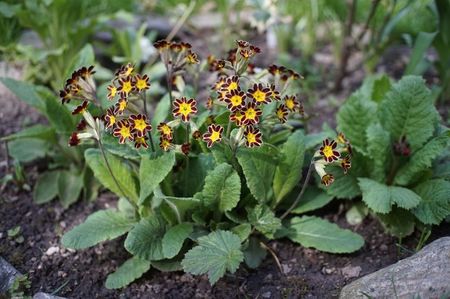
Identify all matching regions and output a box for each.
[280,161,314,220]
[142,92,156,152]
[166,69,173,109]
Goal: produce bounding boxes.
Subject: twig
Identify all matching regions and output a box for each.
[142,91,156,152]
[259,241,283,274]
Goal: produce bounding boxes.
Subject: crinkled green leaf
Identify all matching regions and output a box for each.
[286,216,364,253]
[380,76,438,152]
[62,210,135,249]
[139,152,175,203]
[162,223,193,259]
[358,178,421,214]
[247,204,281,238]
[33,171,60,204]
[378,208,415,238]
[124,215,166,261]
[395,133,450,185]
[237,146,277,202]
[151,259,183,272]
[105,257,151,289]
[231,223,252,242]
[337,92,378,155]
[201,163,241,212]
[273,130,305,204]
[85,148,139,202]
[413,179,450,225]
[366,123,391,183]
[181,230,243,285]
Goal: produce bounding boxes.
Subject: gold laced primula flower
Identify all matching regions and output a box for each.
[341,156,352,174]
[230,110,245,126]
[134,74,150,91]
[107,84,118,101]
[319,139,341,162]
[129,114,152,138]
[244,126,263,147]
[115,98,128,115]
[284,95,299,112]
[59,66,96,104]
[242,102,262,125]
[276,104,288,123]
[72,101,89,115]
[337,132,348,145]
[269,84,281,101]
[221,76,240,94]
[104,107,117,129]
[118,76,135,97]
[157,122,173,140]
[248,83,271,104]
[321,173,335,187]
[113,119,133,144]
[134,136,149,149]
[172,97,198,122]
[186,51,199,64]
[203,124,224,148]
[225,89,246,111]
[159,137,172,152]
[116,63,135,77]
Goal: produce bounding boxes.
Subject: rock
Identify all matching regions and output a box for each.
[281,263,292,274]
[33,292,66,299]
[0,257,21,294]
[261,291,271,298]
[45,246,59,256]
[340,265,362,279]
[340,237,450,299]
[321,266,336,275]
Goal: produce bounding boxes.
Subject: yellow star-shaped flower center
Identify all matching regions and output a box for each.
[120,126,131,138]
[230,95,243,106]
[227,82,238,91]
[277,109,285,119]
[247,132,257,143]
[109,87,117,97]
[253,90,266,103]
[118,100,127,112]
[136,79,148,90]
[134,119,148,132]
[108,115,116,126]
[285,98,295,110]
[322,145,334,158]
[210,130,221,143]
[245,108,256,120]
[180,102,192,116]
[122,81,133,94]
[161,124,172,136]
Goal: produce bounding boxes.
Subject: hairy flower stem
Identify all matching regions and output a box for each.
[142,92,156,152]
[280,161,314,220]
[166,69,173,109]
[97,139,139,214]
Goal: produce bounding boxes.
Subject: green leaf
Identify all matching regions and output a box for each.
[101,134,141,161]
[247,204,281,238]
[1,125,56,142]
[395,133,450,185]
[286,216,364,253]
[64,44,95,80]
[380,76,438,152]
[151,94,171,128]
[378,208,415,238]
[337,93,377,155]
[105,257,151,289]
[162,223,193,259]
[85,148,139,202]
[291,187,333,214]
[366,123,391,183]
[413,179,450,225]
[8,138,50,162]
[139,152,175,203]
[273,131,305,204]
[183,153,215,196]
[358,178,421,214]
[201,163,241,212]
[62,210,135,249]
[345,203,368,225]
[359,74,392,103]
[237,146,277,202]
[405,31,437,75]
[58,170,83,208]
[231,223,252,242]
[0,77,45,112]
[124,215,166,261]
[33,171,60,204]
[322,165,361,199]
[41,88,75,135]
[244,237,267,269]
[151,259,183,272]
[181,230,243,285]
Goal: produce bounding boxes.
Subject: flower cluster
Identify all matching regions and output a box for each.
[154,40,199,80]
[313,133,353,186]
[59,66,96,114]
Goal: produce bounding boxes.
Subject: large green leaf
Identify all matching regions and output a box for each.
[58,169,83,208]
[162,223,193,259]
[124,215,166,261]
[291,187,334,214]
[62,210,135,249]
[181,230,243,285]
[358,178,421,214]
[64,44,95,80]
[413,179,450,225]
[0,77,45,112]
[1,125,56,142]
[151,94,171,128]
[366,123,391,183]
[378,208,415,238]
[286,216,364,253]
[380,76,438,152]
[395,133,450,186]
[337,93,377,155]
[273,130,305,204]
[139,152,175,203]
[8,138,50,162]
[201,163,241,212]
[405,31,437,76]
[322,165,361,199]
[247,204,281,238]
[85,148,139,202]
[237,146,277,202]
[105,257,151,289]
[39,87,75,135]
[33,171,60,204]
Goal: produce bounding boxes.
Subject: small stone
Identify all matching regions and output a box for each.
[322,267,336,275]
[33,292,66,299]
[282,264,292,274]
[341,265,362,279]
[264,274,273,281]
[0,257,21,294]
[380,244,388,251]
[261,291,271,298]
[45,246,59,256]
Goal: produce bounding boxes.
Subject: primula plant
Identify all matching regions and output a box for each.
[60,40,363,288]
[331,74,450,243]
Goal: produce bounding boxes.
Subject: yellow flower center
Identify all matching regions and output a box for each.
[277,109,285,119]
[122,81,132,94]
[134,119,148,132]
[245,108,256,120]
[136,79,147,90]
[247,132,257,143]
[108,115,116,126]
[120,126,131,138]
[323,145,334,158]
[161,139,171,150]
[179,102,192,116]
[227,82,238,91]
[119,100,127,112]
[161,125,172,135]
[253,90,266,102]
[109,86,117,97]
[210,130,221,143]
[124,67,133,77]
[286,98,295,110]
[230,95,243,106]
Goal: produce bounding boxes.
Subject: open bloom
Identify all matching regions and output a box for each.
[104,107,117,129]
[157,122,173,140]
[247,83,270,104]
[230,110,245,126]
[284,95,299,112]
[115,98,128,115]
[242,102,262,125]
[159,137,173,152]
[129,114,152,138]
[134,74,150,91]
[117,76,135,97]
[225,89,246,111]
[319,139,340,162]
[172,97,198,122]
[116,63,135,77]
[221,76,240,93]
[113,119,133,144]
[134,136,149,149]
[276,104,288,123]
[341,156,352,174]
[203,124,223,148]
[107,84,118,100]
[244,126,263,147]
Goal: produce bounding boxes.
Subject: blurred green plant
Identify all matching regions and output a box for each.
[332,74,450,244]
